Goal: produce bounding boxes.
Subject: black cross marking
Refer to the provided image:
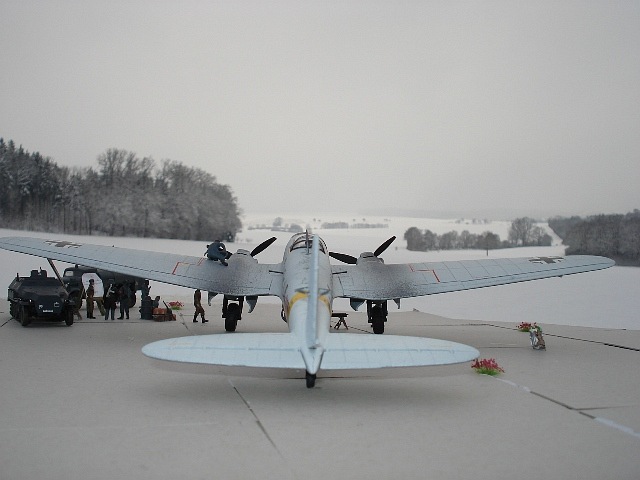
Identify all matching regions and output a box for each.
[529,256,564,264]
[45,240,82,249]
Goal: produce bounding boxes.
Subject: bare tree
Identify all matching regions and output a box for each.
[509,217,536,246]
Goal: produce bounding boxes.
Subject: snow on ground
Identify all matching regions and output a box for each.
[1,213,638,330]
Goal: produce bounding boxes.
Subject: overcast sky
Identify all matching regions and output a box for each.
[2,1,639,218]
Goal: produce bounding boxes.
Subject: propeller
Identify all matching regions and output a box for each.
[328,251,358,265]
[206,236,276,262]
[250,236,277,257]
[329,236,396,264]
[374,236,396,257]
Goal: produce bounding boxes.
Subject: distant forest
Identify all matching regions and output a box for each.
[0,138,242,241]
[406,212,640,266]
[549,212,640,265]
[404,217,553,252]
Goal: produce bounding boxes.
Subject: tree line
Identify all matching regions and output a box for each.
[404,217,552,252]
[549,211,640,265]
[0,138,242,241]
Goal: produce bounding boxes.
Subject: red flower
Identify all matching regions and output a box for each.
[471,358,505,375]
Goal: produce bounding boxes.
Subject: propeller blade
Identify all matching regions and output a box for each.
[251,237,277,257]
[329,252,358,265]
[374,236,396,257]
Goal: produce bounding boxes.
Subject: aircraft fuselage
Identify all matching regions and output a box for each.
[281,233,332,375]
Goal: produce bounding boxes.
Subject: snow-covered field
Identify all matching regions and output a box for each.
[1,213,638,330]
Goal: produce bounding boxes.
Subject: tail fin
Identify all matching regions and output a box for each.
[306,234,320,348]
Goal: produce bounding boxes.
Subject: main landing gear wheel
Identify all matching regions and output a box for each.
[224,302,240,332]
[306,371,316,388]
[370,306,385,335]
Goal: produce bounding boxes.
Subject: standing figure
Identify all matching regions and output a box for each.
[193,289,207,323]
[141,279,150,298]
[70,290,82,321]
[95,295,106,316]
[86,279,96,319]
[118,282,131,319]
[104,284,117,320]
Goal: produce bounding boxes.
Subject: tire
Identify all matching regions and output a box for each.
[225,303,240,332]
[306,372,316,388]
[372,319,385,335]
[64,310,74,326]
[370,306,385,335]
[19,305,31,327]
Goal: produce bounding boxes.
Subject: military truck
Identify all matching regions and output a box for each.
[8,269,75,327]
[62,265,144,308]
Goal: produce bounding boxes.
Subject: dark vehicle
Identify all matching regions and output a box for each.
[8,269,75,327]
[62,265,144,308]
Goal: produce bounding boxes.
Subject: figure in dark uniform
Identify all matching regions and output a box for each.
[206,240,229,266]
[86,279,96,319]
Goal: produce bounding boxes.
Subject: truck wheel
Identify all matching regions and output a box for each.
[19,306,31,327]
[64,310,74,326]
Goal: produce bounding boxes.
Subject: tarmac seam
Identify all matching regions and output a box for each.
[228,379,290,464]
[177,312,198,335]
[543,333,640,352]
[488,324,640,351]
[496,377,640,441]
[228,379,300,479]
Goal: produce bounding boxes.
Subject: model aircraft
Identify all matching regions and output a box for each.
[0,233,614,387]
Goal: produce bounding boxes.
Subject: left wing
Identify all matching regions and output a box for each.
[331,255,614,300]
[0,237,283,297]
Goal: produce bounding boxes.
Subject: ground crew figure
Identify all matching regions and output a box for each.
[206,240,229,266]
[193,289,207,323]
[72,290,82,320]
[104,284,117,320]
[86,279,96,319]
[141,279,151,306]
[96,295,106,316]
[118,283,131,319]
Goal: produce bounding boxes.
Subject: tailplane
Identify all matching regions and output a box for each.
[142,333,479,369]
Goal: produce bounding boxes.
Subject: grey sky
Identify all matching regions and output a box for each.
[2,1,639,218]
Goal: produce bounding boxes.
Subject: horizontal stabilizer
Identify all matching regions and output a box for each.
[142,333,479,370]
[142,333,306,369]
[322,334,479,369]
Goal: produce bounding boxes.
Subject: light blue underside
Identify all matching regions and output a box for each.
[142,333,480,370]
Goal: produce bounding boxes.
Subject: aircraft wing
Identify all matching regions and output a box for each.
[331,255,614,301]
[0,237,283,297]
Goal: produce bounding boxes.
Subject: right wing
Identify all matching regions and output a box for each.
[331,254,615,300]
[0,236,283,298]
